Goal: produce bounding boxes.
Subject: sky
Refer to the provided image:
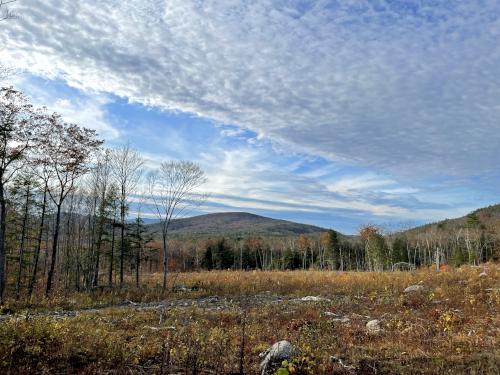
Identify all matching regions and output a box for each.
[1,0,500,234]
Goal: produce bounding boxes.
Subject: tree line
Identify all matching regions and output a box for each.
[1,85,498,303]
[159,222,499,273]
[0,87,205,302]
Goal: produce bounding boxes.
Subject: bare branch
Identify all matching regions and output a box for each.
[148,160,207,291]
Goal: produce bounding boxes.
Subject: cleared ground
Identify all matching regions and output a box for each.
[0,266,499,374]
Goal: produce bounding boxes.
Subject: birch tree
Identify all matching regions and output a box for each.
[110,145,143,287]
[148,161,206,291]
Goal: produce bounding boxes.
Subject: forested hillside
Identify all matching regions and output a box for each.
[147,212,327,238]
[388,204,500,267]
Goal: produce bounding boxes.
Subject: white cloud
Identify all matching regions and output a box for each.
[10,76,121,140]
[326,174,396,194]
[1,0,499,180]
[51,97,120,140]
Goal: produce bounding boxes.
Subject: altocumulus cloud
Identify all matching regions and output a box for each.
[2,0,500,178]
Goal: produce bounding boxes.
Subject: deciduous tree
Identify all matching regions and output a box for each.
[0,87,36,301]
[148,160,206,291]
[110,144,143,287]
[36,114,102,295]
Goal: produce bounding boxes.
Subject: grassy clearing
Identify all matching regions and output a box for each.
[0,265,499,374]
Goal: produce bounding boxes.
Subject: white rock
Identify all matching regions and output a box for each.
[479,272,487,278]
[332,317,351,323]
[366,319,382,333]
[259,340,297,375]
[323,311,338,317]
[300,296,331,302]
[404,285,424,293]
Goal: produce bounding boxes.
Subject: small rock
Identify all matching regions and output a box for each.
[404,285,424,293]
[259,340,298,375]
[174,285,192,292]
[331,356,356,372]
[299,296,331,302]
[144,326,176,331]
[332,317,350,323]
[479,272,487,278]
[351,313,370,319]
[323,311,338,317]
[366,319,382,333]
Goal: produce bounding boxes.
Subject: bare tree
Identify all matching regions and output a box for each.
[11,171,36,299]
[36,113,102,295]
[0,87,36,302]
[148,161,206,292]
[90,149,113,288]
[107,184,119,286]
[110,144,143,287]
[27,171,48,297]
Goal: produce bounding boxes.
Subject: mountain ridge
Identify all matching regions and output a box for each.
[399,203,500,237]
[146,211,330,238]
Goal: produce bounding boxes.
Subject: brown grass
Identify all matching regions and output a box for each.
[0,265,499,374]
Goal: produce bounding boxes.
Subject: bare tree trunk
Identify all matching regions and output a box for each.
[339,247,343,272]
[28,186,47,297]
[162,230,168,292]
[93,243,101,288]
[109,216,116,286]
[0,183,7,302]
[119,201,125,287]
[65,195,75,290]
[93,214,106,288]
[435,246,440,271]
[46,200,62,296]
[136,243,141,288]
[75,218,84,292]
[15,184,31,299]
[42,223,49,279]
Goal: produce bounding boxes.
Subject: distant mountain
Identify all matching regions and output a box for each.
[401,203,500,236]
[146,212,329,238]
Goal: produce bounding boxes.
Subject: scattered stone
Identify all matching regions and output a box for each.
[366,319,382,333]
[299,296,331,302]
[323,311,338,317]
[259,340,298,375]
[404,285,424,293]
[332,317,350,323]
[144,326,176,331]
[173,284,192,292]
[331,356,356,373]
[351,313,371,319]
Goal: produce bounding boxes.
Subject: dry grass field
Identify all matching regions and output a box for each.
[0,265,499,374]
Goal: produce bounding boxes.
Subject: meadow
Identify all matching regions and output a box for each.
[0,265,498,374]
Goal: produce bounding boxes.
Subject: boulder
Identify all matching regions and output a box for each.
[366,319,382,333]
[259,340,297,375]
[404,285,424,293]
